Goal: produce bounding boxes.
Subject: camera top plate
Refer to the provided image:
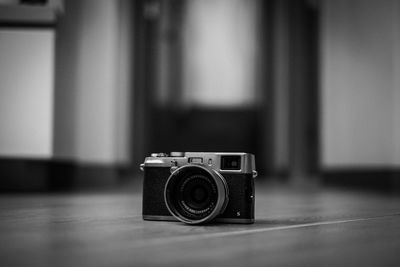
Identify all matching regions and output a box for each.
[141,152,257,178]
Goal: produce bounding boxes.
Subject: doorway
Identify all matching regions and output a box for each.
[131,0,320,180]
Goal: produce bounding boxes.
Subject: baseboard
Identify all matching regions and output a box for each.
[321,168,400,192]
[0,159,49,192]
[0,158,132,192]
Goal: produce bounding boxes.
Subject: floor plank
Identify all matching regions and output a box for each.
[1,184,400,266]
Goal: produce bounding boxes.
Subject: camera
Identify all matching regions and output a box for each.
[140,152,257,224]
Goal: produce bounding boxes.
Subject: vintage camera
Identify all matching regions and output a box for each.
[140,152,257,224]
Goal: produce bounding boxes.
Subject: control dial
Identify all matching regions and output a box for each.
[170,152,184,157]
[151,153,168,157]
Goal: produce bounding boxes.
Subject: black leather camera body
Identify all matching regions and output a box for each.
[141,152,257,224]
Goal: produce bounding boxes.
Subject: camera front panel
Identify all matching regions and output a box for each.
[217,173,254,222]
[142,167,171,217]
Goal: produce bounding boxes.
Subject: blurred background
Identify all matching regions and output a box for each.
[0,0,399,192]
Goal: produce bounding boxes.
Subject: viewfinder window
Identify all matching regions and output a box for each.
[221,156,241,170]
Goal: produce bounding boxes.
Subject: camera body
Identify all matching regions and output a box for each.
[141,152,257,224]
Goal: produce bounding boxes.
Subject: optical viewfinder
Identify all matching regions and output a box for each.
[221,156,241,170]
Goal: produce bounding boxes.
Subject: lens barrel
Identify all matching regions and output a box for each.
[164,165,228,224]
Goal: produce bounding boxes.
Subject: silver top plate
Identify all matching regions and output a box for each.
[141,152,257,176]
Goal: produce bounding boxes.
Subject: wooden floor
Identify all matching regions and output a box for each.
[1,182,400,266]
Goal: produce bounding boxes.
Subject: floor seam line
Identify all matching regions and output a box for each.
[132,213,400,247]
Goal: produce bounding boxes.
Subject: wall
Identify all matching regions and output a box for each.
[53,0,132,165]
[271,0,290,172]
[0,29,54,158]
[180,0,261,108]
[320,0,400,168]
[394,6,400,166]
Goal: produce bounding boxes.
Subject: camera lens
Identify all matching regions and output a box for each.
[164,165,228,224]
[181,175,212,210]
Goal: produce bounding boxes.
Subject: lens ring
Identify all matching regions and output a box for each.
[164,165,228,224]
